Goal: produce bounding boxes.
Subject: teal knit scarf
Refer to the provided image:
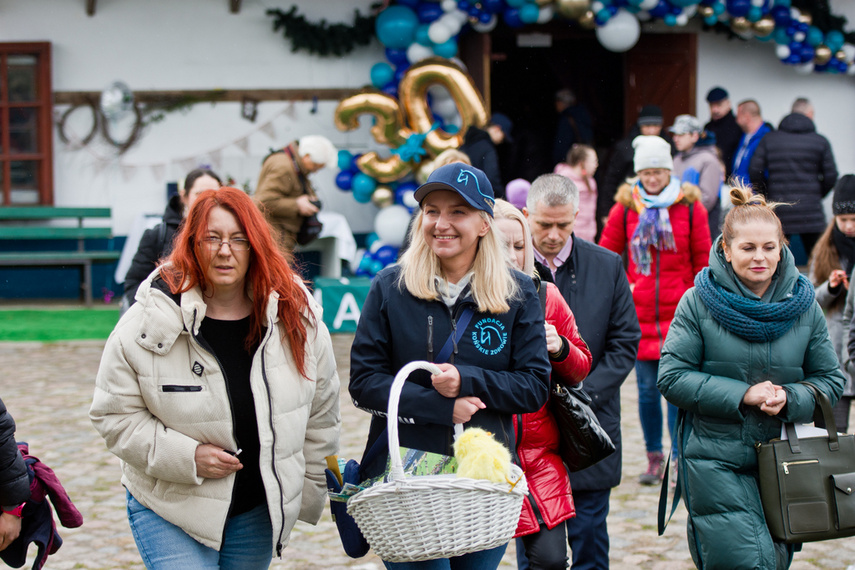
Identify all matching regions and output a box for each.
[694,268,815,342]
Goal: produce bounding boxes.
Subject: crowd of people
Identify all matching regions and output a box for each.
[0,83,826,570]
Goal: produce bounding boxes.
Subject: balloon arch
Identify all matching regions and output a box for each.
[336,0,854,276]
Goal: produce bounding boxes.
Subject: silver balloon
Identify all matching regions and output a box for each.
[100,81,134,121]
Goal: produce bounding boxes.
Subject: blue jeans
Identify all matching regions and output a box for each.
[382,543,507,570]
[565,489,611,570]
[635,359,677,455]
[127,490,273,569]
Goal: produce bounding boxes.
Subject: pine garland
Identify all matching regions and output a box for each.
[267,6,377,57]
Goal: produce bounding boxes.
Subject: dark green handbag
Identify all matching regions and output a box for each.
[756,383,855,543]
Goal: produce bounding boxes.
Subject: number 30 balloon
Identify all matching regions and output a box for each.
[334,58,488,183]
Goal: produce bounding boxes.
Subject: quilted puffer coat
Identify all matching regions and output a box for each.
[658,238,844,569]
[599,181,711,360]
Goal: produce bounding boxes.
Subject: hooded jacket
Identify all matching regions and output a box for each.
[599,181,711,361]
[514,282,591,537]
[123,194,184,305]
[254,143,319,250]
[748,113,838,235]
[349,265,551,476]
[658,237,844,570]
[90,270,341,554]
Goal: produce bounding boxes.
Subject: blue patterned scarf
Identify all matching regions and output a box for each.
[630,178,683,275]
[694,268,815,342]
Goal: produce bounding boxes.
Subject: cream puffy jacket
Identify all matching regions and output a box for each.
[90,271,341,554]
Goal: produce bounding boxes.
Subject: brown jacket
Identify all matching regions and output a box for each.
[254,143,318,250]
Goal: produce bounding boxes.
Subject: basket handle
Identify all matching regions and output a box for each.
[387,360,464,482]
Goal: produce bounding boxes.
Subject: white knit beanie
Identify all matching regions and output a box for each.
[632,135,673,173]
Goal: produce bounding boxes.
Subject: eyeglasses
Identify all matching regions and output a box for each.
[200,237,250,251]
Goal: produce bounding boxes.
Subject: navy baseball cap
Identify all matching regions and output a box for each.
[414,163,495,217]
[706,87,728,103]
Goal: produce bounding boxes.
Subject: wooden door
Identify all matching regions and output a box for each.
[625,34,697,131]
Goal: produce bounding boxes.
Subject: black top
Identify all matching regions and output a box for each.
[199,316,266,516]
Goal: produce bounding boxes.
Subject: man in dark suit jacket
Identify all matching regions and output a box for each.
[523,173,641,570]
[703,87,742,180]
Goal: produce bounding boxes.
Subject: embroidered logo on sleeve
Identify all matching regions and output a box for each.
[192,361,204,376]
[471,318,508,356]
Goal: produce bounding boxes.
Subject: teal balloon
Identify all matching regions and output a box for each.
[375,6,419,49]
[826,30,844,52]
[806,26,824,47]
[773,27,791,44]
[506,0,527,7]
[337,150,354,171]
[747,6,762,22]
[519,3,540,23]
[366,232,381,249]
[415,24,432,46]
[352,173,377,203]
[370,63,395,89]
[433,38,458,58]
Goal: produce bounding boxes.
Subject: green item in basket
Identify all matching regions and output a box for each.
[362,448,458,488]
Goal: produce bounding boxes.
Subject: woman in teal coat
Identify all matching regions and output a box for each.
[658,184,844,570]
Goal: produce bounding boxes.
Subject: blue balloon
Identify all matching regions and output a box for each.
[349,154,363,172]
[335,170,354,191]
[352,173,378,203]
[376,6,419,49]
[504,7,524,28]
[648,1,670,18]
[433,38,459,58]
[382,82,399,98]
[394,65,409,84]
[595,9,611,25]
[370,62,395,89]
[483,0,505,13]
[385,47,409,66]
[799,44,815,63]
[771,5,790,26]
[415,24,432,46]
[374,245,399,266]
[417,3,444,23]
[397,0,419,7]
[337,150,353,171]
[519,3,540,24]
[726,0,750,18]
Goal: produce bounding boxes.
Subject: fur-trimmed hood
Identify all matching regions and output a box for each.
[614,178,702,213]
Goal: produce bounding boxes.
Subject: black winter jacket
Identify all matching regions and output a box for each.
[123,195,184,305]
[350,265,551,477]
[459,126,504,198]
[541,237,640,491]
[749,112,838,235]
[704,110,742,179]
[0,397,30,508]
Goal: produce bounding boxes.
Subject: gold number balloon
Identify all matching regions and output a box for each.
[335,59,488,182]
[398,58,488,156]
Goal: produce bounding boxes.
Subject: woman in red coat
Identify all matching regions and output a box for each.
[494,199,592,570]
[599,136,711,486]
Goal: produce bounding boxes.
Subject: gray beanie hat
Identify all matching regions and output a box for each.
[632,136,673,173]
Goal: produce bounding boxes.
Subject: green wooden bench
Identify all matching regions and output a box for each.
[0,207,120,305]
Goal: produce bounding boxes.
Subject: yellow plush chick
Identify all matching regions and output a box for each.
[453,427,512,484]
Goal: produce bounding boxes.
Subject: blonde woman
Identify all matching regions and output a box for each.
[350,164,552,569]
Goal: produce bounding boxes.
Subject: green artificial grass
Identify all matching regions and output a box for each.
[0,308,120,342]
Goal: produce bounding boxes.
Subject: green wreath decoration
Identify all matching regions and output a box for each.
[266,5,377,57]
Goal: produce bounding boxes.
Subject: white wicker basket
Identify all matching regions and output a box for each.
[347,360,527,563]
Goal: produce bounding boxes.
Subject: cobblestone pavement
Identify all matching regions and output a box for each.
[2,335,855,569]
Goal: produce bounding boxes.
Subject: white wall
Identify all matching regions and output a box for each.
[2,0,854,234]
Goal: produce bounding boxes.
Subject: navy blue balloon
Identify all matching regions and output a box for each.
[726,0,750,17]
[504,7,523,28]
[458,1,470,10]
[799,44,815,62]
[397,0,420,7]
[374,245,399,266]
[483,0,505,13]
[385,48,409,66]
[648,1,670,18]
[772,6,790,26]
[382,82,398,98]
[349,154,363,172]
[394,65,409,84]
[335,170,354,191]
[670,5,683,15]
[479,11,494,23]
[417,3,444,23]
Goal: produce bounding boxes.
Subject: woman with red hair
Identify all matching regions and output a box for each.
[90,187,341,568]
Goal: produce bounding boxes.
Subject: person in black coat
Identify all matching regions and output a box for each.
[749,98,838,258]
[599,105,672,236]
[703,87,742,180]
[459,113,512,199]
[0,397,31,552]
[122,169,221,307]
[523,174,640,570]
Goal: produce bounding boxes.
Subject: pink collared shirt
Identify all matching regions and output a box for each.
[533,235,574,279]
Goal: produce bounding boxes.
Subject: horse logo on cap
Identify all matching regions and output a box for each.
[457,168,494,207]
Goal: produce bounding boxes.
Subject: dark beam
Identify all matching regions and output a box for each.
[230,0,241,14]
[53,88,358,107]
[86,0,96,16]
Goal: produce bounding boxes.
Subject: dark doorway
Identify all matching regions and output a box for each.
[487,27,624,183]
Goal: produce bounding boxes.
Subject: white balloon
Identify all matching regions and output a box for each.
[450,9,469,26]
[750,0,764,5]
[402,191,419,209]
[847,64,855,76]
[375,205,413,248]
[538,5,554,23]
[681,5,696,18]
[432,96,459,120]
[428,84,452,101]
[407,43,434,64]
[472,14,498,33]
[793,31,805,43]
[441,0,457,12]
[675,14,688,26]
[842,44,855,63]
[428,22,452,45]
[595,10,641,53]
[440,13,462,34]
[794,62,814,75]
[776,45,791,60]
[636,10,652,21]
[591,1,604,13]
[639,0,658,9]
